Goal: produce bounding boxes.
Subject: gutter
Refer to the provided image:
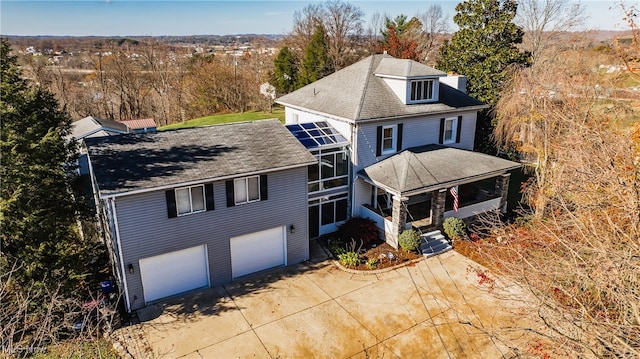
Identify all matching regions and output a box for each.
[97,161,316,200]
[275,102,489,125]
[358,165,521,198]
[109,198,132,313]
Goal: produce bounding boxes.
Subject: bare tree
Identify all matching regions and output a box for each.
[289,0,365,70]
[516,0,587,66]
[478,16,640,356]
[418,5,450,65]
[323,0,365,69]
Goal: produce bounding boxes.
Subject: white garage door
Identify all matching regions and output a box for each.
[230,226,286,278]
[139,245,209,303]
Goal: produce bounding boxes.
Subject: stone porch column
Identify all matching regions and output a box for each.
[431,189,447,228]
[495,173,511,213]
[388,195,409,249]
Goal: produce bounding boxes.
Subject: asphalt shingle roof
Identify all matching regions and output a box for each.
[359,145,521,195]
[276,54,487,122]
[70,116,129,140]
[85,119,317,197]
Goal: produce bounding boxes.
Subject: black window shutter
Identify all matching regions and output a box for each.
[456,116,462,143]
[166,190,177,218]
[260,174,268,201]
[205,183,214,211]
[396,123,403,152]
[225,180,235,207]
[375,126,382,157]
[439,118,445,144]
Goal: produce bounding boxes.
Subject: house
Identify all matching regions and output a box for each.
[69,116,131,175]
[84,120,316,312]
[120,118,157,134]
[70,116,131,140]
[277,54,520,248]
[85,54,519,312]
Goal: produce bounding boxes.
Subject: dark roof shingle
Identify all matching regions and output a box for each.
[277,54,487,122]
[85,119,316,197]
[359,145,521,195]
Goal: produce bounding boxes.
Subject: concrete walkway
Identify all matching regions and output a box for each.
[112,245,536,358]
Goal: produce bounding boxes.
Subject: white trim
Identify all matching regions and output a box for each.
[283,226,288,266]
[277,101,489,125]
[381,124,397,155]
[276,103,356,124]
[355,106,488,124]
[408,79,435,103]
[109,198,131,312]
[234,175,261,205]
[373,74,447,80]
[175,184,206,216]
[98,162,314,199]
[442,117,458,144]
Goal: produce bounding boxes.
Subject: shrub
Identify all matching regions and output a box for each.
[398,229,421,251]
[337,217,379,247]
[443,217,467,240]
[366,258,379,269]
[327,240,345,257]
[338,251,361,268]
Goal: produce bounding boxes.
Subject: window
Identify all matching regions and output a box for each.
[410,79,434,101]
[440,117,461,144]
[176,185,206,216]
[226,175,267,207]
[382,126,395,153]
[444,118,455,142]
[234,176,260,205]
[166,184,213,218]
[308,147,349,193]
[292,113,299,124]
[309,193,349,233]
[376,124,403,156]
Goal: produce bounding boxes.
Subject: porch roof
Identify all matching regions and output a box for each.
[358,145,521,196]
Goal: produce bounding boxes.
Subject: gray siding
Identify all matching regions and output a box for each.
[111,167,309,311]
[352,178,372,217]
[354,112,476,172]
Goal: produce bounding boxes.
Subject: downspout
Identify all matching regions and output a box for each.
[350,122,358,218]
[109,198,132,312]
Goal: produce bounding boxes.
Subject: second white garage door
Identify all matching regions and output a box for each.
[230,226,286,278]
[139,245,209,303]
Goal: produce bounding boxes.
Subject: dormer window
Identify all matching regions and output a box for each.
[410,79,435,102]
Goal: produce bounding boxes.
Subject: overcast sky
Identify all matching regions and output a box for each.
[0,0,632,37]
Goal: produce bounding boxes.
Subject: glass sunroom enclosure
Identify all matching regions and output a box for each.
[287,122,351,238]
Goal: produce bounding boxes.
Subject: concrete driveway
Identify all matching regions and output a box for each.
[112,244,536,358]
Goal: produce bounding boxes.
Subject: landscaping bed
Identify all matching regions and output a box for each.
[323,238,421,271]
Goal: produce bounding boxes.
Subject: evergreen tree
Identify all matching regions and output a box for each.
[273,46,299,94]
[378,15,422,61]
[437,0,529,152]
[298,24,332,87]
[0,39,88,294]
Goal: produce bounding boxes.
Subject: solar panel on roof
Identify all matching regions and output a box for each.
[286,122,349,149]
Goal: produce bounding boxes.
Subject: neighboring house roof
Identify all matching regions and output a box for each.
[120,118,157,130]
[276,54,488,122]
[85,119,317,197]
[70,116,129,140]
[359,145,521,196]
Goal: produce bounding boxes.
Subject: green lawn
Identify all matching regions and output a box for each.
[160,108,285,130]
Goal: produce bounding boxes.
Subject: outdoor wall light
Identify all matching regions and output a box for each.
[290,225,295,234]
[128,263,134,274]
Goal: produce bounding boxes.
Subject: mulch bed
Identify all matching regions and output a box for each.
[322,238,421,271]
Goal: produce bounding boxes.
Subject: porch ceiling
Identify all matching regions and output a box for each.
[358,144,520,196]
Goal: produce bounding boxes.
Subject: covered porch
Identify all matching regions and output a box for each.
[358,145,520,249]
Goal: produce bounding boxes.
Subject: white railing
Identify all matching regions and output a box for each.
[444,197,501,219]
[361,206,412,234]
